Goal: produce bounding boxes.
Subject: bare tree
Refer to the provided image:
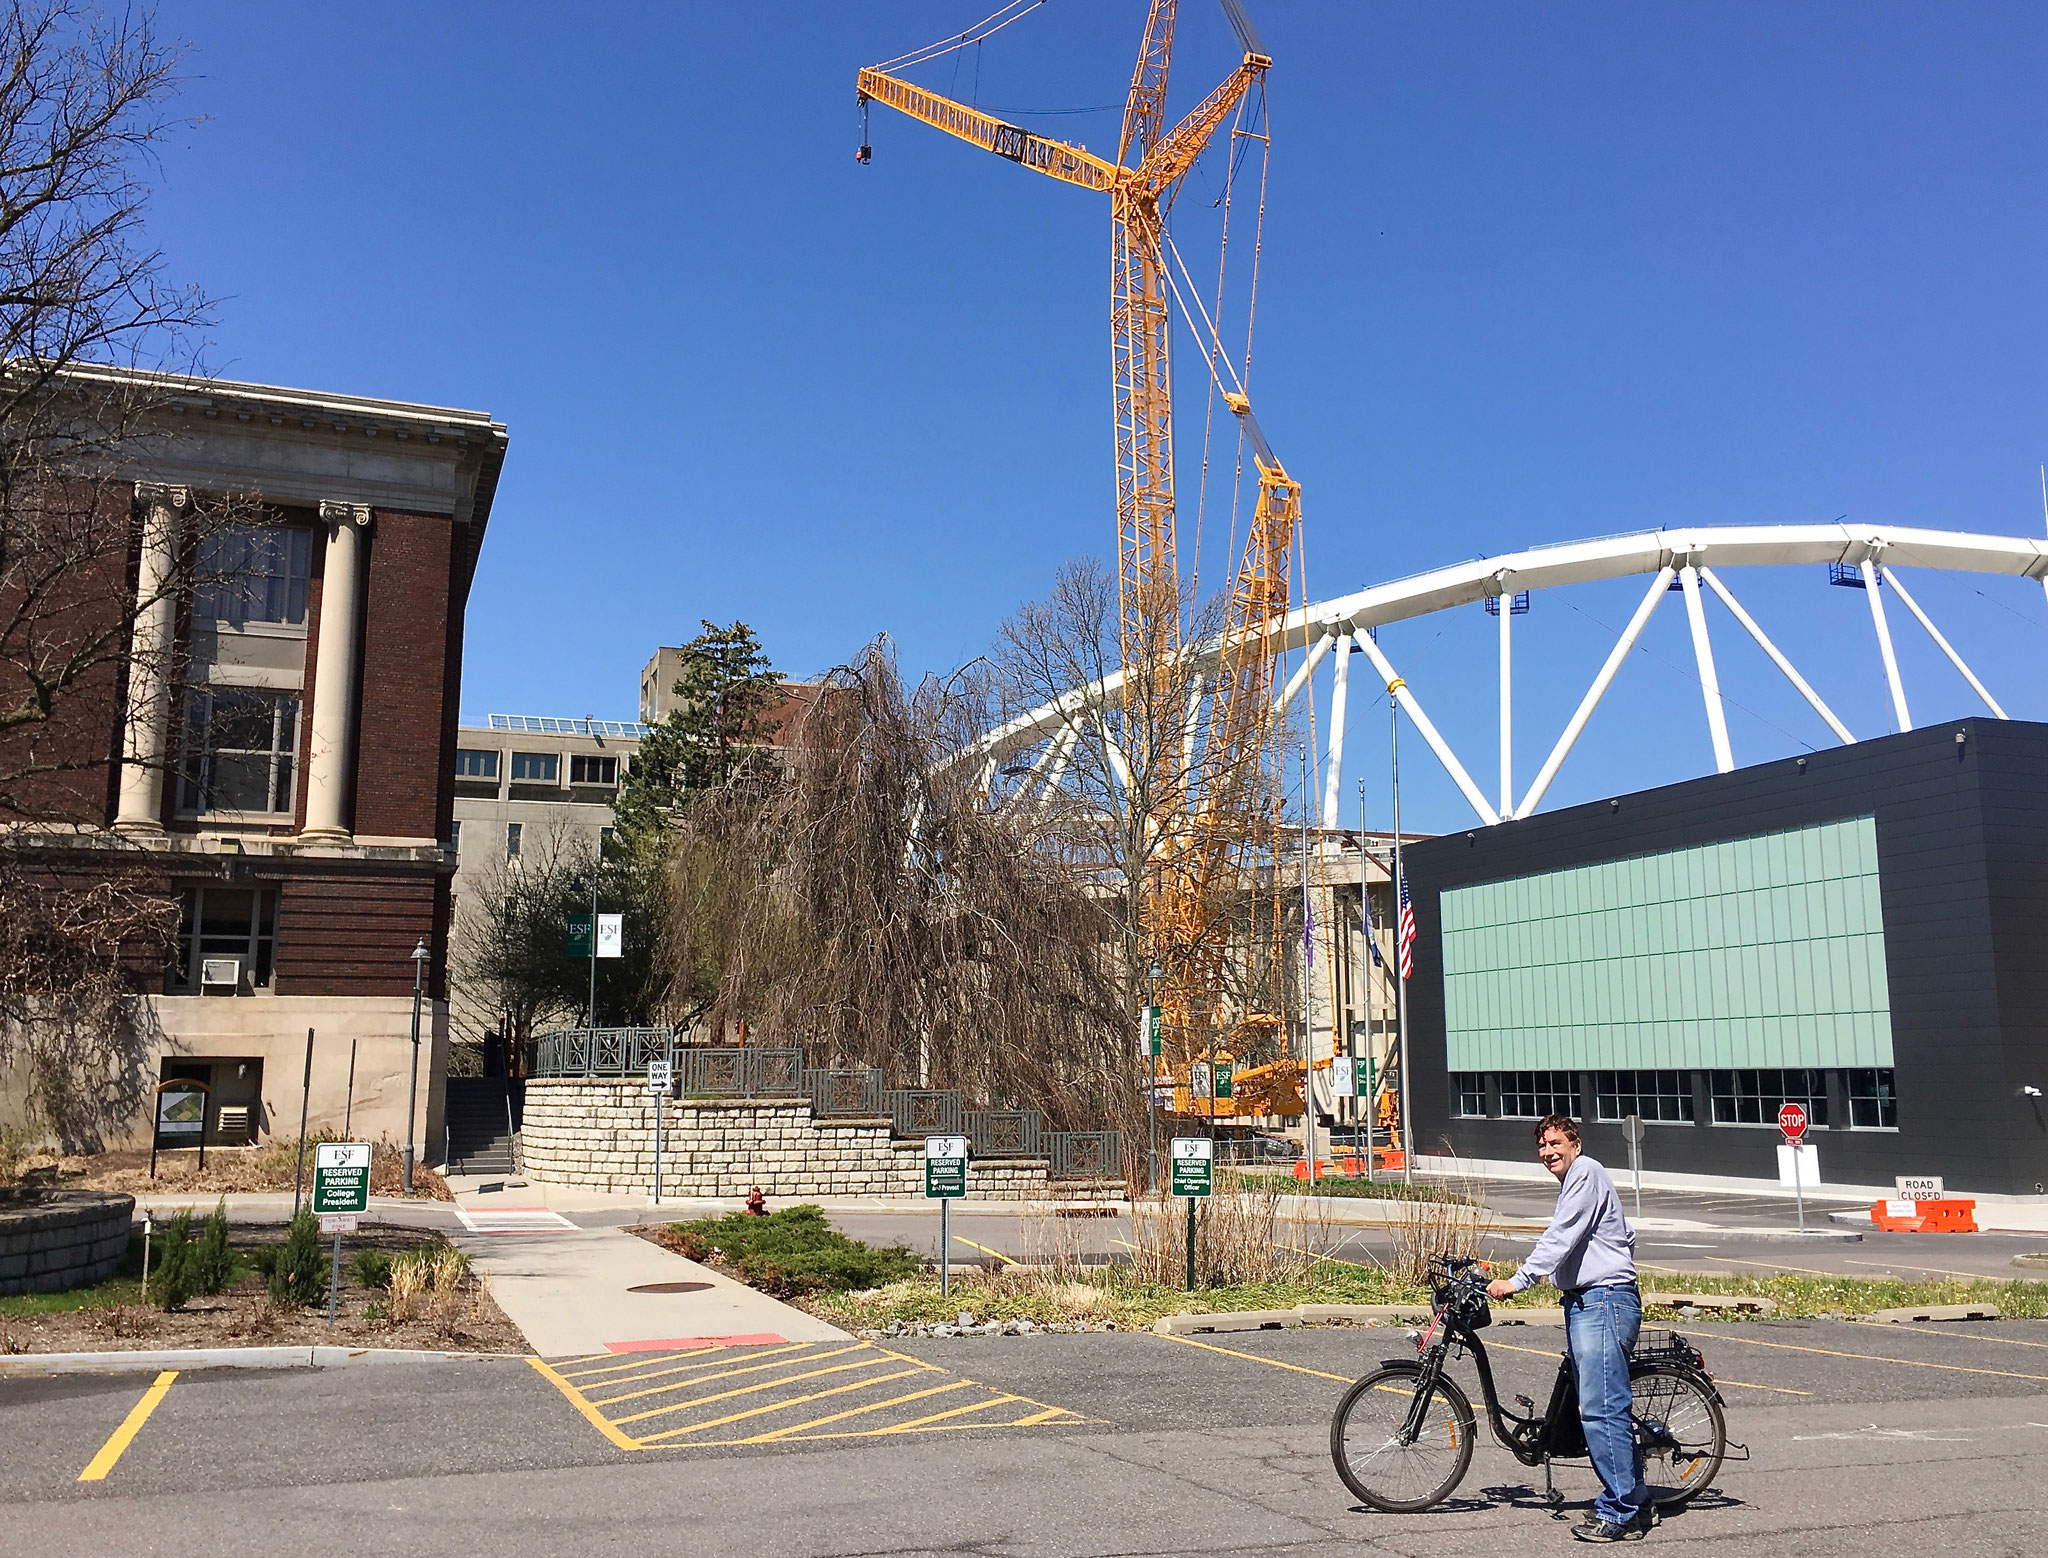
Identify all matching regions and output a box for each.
[0,3,218,1147]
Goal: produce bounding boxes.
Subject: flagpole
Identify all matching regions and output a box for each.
[1356,773,1368,1181]
[1300,744,1316,1186]
[1391,686,1413,1186]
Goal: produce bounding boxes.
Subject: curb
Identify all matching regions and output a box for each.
[1868,1303,2001,1324]
[0,1346,525,1377]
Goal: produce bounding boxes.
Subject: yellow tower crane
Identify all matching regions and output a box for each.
[859,1,1310,1117]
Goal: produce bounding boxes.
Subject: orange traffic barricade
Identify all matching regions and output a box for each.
[1871,1197,1977,1233]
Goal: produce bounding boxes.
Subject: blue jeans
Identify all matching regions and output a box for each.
[1566,1282,1648,1527]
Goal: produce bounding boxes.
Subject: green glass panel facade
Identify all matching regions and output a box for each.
[1442,816,1893,1072]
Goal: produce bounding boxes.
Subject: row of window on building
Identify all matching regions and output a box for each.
[1451,1067,1899,1130]
[446,820,612,862]
[454,749,620,786]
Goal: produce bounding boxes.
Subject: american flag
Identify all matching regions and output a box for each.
[1397,871,1417,981]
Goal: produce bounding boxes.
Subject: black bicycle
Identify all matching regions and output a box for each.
[1331,1257,1739,1514]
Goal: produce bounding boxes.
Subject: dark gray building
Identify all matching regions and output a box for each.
[1405,718,2048,1195]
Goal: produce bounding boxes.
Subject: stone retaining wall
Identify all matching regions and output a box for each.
[519,1080,1119,1201]
[0,1190,135,1296]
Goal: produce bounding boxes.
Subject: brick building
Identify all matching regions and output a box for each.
[1,367,506,1156]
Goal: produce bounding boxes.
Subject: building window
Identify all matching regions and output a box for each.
[570,754,617,786]
[448,821,461,858]
[506,822,522,858]
[193,524,311,627]
[1452,1073,1487,1117]
[510,751,558,782]
[1847,1069,1898,1129]
[1595,1071,1695,1124]
[599,826,615,853]
[178,688,299,813]
[1709,1069,1830,1128]
[1498,1071,1582,1120]
[170,886,278,992]
[455,749,499,779]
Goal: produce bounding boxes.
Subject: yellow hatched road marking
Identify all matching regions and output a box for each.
[529,1357,640,1451]
[953,1236,1011,1264]
[78,1371,178,1483]
[587,1344,852,1405]
[610,1353,913,1426]
[554,1351,619,1366]
[874,1391,1027,1434]
[559,1348,722,1380]
[743,1380,975,1442]
[637,1366,929,1442]
[1007,1405,1072,1427]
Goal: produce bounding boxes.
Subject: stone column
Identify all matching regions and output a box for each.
[112,482,190,838]
[300,500,371,843]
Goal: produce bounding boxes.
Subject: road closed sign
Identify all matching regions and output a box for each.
[312,1142,371,1215]
[1777,1102,1809,1142]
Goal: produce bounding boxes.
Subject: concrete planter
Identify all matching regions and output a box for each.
[0,1189,135,1296]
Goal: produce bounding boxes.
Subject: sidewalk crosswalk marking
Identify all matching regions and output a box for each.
[530,1339,1085,1450]
[456,1206,579,1234]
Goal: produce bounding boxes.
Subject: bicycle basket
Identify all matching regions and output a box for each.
[1431,1276,1491,1331]
[1633,1329,1705,1371]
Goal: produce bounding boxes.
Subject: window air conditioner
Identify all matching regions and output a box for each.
[201,957,243,991]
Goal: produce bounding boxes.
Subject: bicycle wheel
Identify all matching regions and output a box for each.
[1630,1364,1725,1506]
[1330,1364,1476,1513]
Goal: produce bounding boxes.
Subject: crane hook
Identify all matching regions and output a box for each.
[857,92,872,165]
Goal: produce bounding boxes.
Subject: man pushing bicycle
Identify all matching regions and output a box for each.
[1487,1113,1652,1542]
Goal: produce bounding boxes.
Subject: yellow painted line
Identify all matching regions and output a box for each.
[559,1347,722,1380]
[878,1392,1028,1433]
[78,1371,178,1482]
[585,1345,844,1405]
[953,1236,1011,1264]
[529,1357,642,1450]
[1840,1257,2010,1283]
[637,1366,928,1442]
[1481,1336,1811,1397]
[611,1354,914,1427]
[743,1380,975,1442]
[553,1351,619,1366]
[1152,1330,1352,1382]
[1007,1405,1077,1426]
[1704,1330,2048,1384]
[1715,1256,1845,1279]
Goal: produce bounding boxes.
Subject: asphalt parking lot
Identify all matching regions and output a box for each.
[9,1316,2048,1556]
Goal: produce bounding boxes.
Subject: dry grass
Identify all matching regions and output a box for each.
[1126,1180,1336,1288]
[1385,1149,1497,1285]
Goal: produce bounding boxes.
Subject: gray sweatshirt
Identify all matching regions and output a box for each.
[1507,1153,1636,1295]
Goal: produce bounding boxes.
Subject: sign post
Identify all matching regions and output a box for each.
[150,1079,209,1179]
[925,1135,968,1297]
[1170,1136,1213,1290]
[1621,1114,1646,1221]
[648,1058,673,1204]
[312,1142,371,1326]
[1778,1102,1809,1233]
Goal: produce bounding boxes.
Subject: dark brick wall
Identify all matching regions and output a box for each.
[353,509,453,841]
[274,866,440,997]
[1403,719,2048,1195]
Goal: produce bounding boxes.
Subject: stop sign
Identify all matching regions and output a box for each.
[1778,1102,1809,1142]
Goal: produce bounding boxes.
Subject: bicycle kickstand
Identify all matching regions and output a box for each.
[1543,1460,1567,1520]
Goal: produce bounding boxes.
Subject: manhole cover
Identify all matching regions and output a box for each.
[628,1281,713,1294]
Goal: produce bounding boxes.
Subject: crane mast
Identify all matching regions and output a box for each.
[859,3,1307,1117]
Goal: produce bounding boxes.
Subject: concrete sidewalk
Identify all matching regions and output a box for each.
[452,1222,848,1358]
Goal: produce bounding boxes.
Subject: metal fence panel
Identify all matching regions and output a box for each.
[1046,1131,1121,1179]
[965,1109,1042,1158]
[884,1089,963,1139]
[809,1068,885,1117]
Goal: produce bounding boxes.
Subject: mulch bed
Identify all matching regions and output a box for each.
[0,1223,525,1356]
[9,1144,453,1202]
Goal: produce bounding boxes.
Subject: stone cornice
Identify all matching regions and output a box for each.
[317,499,373,530]
[133,481,189,509]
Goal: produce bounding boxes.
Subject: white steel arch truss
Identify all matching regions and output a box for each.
[971,522,2047,828]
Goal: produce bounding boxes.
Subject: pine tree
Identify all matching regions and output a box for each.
[614,621,785,845]
[192,1198,233,1294]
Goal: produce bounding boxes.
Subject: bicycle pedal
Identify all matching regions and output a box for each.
[1515,1395,1535,1410]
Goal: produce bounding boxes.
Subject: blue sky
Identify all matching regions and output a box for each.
[150,2,2048,833]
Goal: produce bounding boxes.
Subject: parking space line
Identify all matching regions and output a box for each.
[559,1348,721,1380]
[1840,1257,2008,1283]
[1706,1330,2048,1383]
[1481,1336,1811,1396]
[78,1370,179,1482]
[1153,1331,1352,1382]
[953,1236,1011,1264]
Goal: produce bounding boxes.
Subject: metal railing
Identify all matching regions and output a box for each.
[885,1088,963,1138]
[529,1027,1118,1176]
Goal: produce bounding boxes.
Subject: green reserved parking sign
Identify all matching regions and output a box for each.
[312,1142,371,1215]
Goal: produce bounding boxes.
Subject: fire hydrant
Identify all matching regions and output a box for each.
[744,1186,767,1217]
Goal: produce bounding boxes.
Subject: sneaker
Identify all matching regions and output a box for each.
[1571,1518,1645,1543]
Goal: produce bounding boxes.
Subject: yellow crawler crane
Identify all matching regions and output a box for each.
[859,1,1308,1115]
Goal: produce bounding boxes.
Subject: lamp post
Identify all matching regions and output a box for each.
[404,937,428,1196]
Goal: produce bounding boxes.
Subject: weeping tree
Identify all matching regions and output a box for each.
[657,639,1135,1140]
